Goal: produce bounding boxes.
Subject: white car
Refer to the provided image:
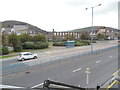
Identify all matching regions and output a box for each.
[18,52,37,61]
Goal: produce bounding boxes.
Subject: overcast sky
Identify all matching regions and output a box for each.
[0,0,119,31]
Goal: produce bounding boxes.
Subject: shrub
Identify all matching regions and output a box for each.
[1,46,9,55]
[33,42,48,49]
[23,42,34,49]
[53,42,65,46]
[75,42,85,46]
[77,40,90,45]
[14,45,23,52]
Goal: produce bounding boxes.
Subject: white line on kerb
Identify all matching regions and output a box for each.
[96,60,101,63]
[31,83,44,89]
[73,68,81,72]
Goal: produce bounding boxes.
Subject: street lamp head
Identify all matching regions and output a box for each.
[98,4,101,6]
[85,8,88,10]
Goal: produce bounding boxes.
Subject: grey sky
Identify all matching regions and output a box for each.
[0,0,119,31]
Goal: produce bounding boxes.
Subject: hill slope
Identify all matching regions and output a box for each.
[1,20,48,34]
[67,26,119,32]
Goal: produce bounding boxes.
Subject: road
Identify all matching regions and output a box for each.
[2,47,118,88]
[2,40,118,66]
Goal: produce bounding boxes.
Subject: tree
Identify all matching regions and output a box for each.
[20,33,32,43]
[64,34,75,40]
[2,31,8,46]
[97,33,105,40]
[33,34,46,42]
[14,45,23,52]
[8,33,20,47]
[81,33,88,40]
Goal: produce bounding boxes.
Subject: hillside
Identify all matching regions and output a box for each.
[67,26,119,32]
[1,20,48,34]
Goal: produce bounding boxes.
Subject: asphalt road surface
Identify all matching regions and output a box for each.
[2,47,118,88]
[2,40,118,67]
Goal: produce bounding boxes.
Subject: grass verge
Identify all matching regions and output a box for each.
[0,55,17,59]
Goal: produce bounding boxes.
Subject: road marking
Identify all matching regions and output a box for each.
[73,68,81,72]
[78,85,81,87]
[96,60,101,63]
[109,56,112,58]
[31,83,44,89]
[45,52,51,54]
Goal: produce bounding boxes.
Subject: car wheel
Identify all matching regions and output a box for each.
[33,56,37,59]
[21,58,25,61]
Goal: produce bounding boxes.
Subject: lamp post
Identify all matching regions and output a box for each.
[85,4,101,53]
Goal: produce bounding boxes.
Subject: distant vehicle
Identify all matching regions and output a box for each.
[18,52,37,61]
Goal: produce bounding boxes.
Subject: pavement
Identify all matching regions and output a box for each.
[2,47,118,88]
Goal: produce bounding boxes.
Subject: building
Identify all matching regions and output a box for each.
[1,25,39,36]
[47,26,119,41]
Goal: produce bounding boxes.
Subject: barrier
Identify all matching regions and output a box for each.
[2,45,119,76]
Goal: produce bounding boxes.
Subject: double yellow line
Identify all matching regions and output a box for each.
[106,69,120,89]
[106,80,120,89]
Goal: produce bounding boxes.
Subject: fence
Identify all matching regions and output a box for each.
[2,45,118,76]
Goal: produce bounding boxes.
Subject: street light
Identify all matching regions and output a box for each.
[85,4,101,53]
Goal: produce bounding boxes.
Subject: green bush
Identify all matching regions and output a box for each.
[1,46,9,55]
[33,42,48,49]
[53,42,65,46]
[14,45,23,52]
[75,42,85,46]
[23,41,48,49]
[23,42,34,49]
[76,40,90,45]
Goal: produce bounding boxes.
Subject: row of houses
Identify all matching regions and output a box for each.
[1,25,120,41]
[48,27,119,41]
[1,25,40,36]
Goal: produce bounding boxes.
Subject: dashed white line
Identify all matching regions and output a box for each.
[109,56,112,58]
[96,60,101,63]
[31,83,44,89]
[78,85,81,87]
[73,68,81,72]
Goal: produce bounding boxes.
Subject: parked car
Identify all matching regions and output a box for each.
[18,52,37,61]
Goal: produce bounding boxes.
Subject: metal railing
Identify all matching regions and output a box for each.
[2,45,118,76]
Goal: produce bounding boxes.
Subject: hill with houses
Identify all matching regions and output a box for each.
[1,20,48,34]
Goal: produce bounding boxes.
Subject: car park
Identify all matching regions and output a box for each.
[18,52,37,61]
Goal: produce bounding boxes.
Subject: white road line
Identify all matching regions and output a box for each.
[96,60,101,63]
[31,83,44,89]
[73,68,81,72]
[109,56,112,58]
[78,85,81,87]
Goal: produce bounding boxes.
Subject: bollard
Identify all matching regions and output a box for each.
[11,64,14,74]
